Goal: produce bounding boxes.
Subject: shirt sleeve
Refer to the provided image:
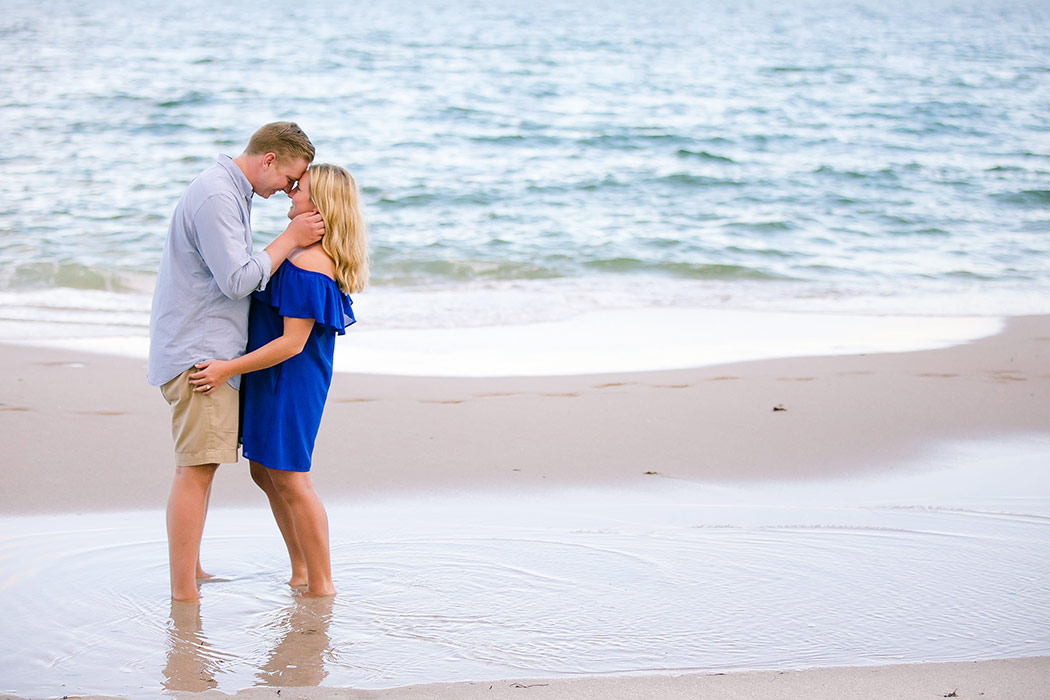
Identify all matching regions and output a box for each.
[192,193,272,300]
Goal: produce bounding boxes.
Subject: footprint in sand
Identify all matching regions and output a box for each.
[777,377,816,382]
[707,376,739,382]
[988,371,1026,382]
[421,399,467,405]
[334,397,378,403]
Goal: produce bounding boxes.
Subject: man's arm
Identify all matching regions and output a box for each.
[187,316,316,393]
[194,193,271,299]
[194,195,325,299]
[262,211,326,274]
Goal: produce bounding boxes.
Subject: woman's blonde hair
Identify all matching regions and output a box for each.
[308,164,369,294]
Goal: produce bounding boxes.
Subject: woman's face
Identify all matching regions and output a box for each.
[287,170,314,219]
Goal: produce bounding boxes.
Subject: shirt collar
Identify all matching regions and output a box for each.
[217,154,254,202]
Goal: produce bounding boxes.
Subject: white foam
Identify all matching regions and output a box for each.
[332,307,1002,376]
[8,307,1001,377]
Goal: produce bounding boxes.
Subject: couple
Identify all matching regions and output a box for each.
[146,122,368,601]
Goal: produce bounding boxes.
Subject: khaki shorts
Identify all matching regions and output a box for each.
[160,367,239,467]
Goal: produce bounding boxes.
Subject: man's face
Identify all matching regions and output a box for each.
[257,155,309,199]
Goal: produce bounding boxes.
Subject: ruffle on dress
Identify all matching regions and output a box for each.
[255,261,355,333]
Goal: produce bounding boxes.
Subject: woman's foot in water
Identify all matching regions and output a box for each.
[302,584,337,598]
[288,565,309,588]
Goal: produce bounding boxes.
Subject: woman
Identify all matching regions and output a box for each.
[188,164,368,597]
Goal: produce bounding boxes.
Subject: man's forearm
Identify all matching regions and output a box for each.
[263,231,298,274]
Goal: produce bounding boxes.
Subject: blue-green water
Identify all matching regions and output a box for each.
[1,0,1049,333]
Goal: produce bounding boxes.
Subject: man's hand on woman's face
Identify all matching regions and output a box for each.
[287,211,325,248]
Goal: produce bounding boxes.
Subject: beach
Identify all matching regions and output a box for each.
[4,0,1050,695]
[2,314,1049,699]
[4,315,1048,513]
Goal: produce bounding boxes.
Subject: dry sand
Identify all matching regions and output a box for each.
[2,314,1048,513]
[2,314,1048,698]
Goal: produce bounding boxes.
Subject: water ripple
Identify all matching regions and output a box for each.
[3,438,1049,697]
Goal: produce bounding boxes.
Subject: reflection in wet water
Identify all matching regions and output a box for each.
[163,602,219,693]
[1,436,1048,698]
[161,596,333,693]
[256,596,333,687]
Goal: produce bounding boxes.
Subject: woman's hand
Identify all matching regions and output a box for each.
[189,360,233,395]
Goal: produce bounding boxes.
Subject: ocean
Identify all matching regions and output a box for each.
[2,0,1049,355]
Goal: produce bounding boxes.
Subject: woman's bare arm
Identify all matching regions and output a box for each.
[188,316,316,394]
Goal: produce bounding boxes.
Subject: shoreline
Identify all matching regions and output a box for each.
[2,314,1048,515]
[4,656,1049,699]
[6,306,1004,377]
[207,656,1050,700]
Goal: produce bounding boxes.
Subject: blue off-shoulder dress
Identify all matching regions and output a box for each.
[241,261,355,472]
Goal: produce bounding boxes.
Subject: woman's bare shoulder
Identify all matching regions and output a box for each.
[288,244,336,280]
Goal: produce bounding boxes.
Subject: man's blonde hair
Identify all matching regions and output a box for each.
[245,122,315,164]
[310,164,370,294]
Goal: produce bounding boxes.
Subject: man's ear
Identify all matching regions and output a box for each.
[262,152,277,168]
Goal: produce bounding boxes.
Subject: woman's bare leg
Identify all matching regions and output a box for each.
[167,463,219,601]
[266,468,335,597]
[251,461,308,587]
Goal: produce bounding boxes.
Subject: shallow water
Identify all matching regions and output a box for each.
[1,436,1048,697]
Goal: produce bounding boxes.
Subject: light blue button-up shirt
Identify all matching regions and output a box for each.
[147,155,273,388]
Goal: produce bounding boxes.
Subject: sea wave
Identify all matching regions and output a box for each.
[993,189,1050,207]
[0,262,153,294]
[581,258,793,281]
[375,258,561,284]
[576,133,696,149]
[657,173,746,188]
[676,150,736,163]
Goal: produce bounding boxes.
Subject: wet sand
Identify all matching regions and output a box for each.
[200,657,1050,699]
[5,659,1050,699]
[1,314,1049,699]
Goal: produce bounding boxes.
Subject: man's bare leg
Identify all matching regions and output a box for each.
[195,478,215,580]
[167,463,219,601]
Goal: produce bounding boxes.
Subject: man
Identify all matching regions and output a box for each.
[147,122,325,601]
